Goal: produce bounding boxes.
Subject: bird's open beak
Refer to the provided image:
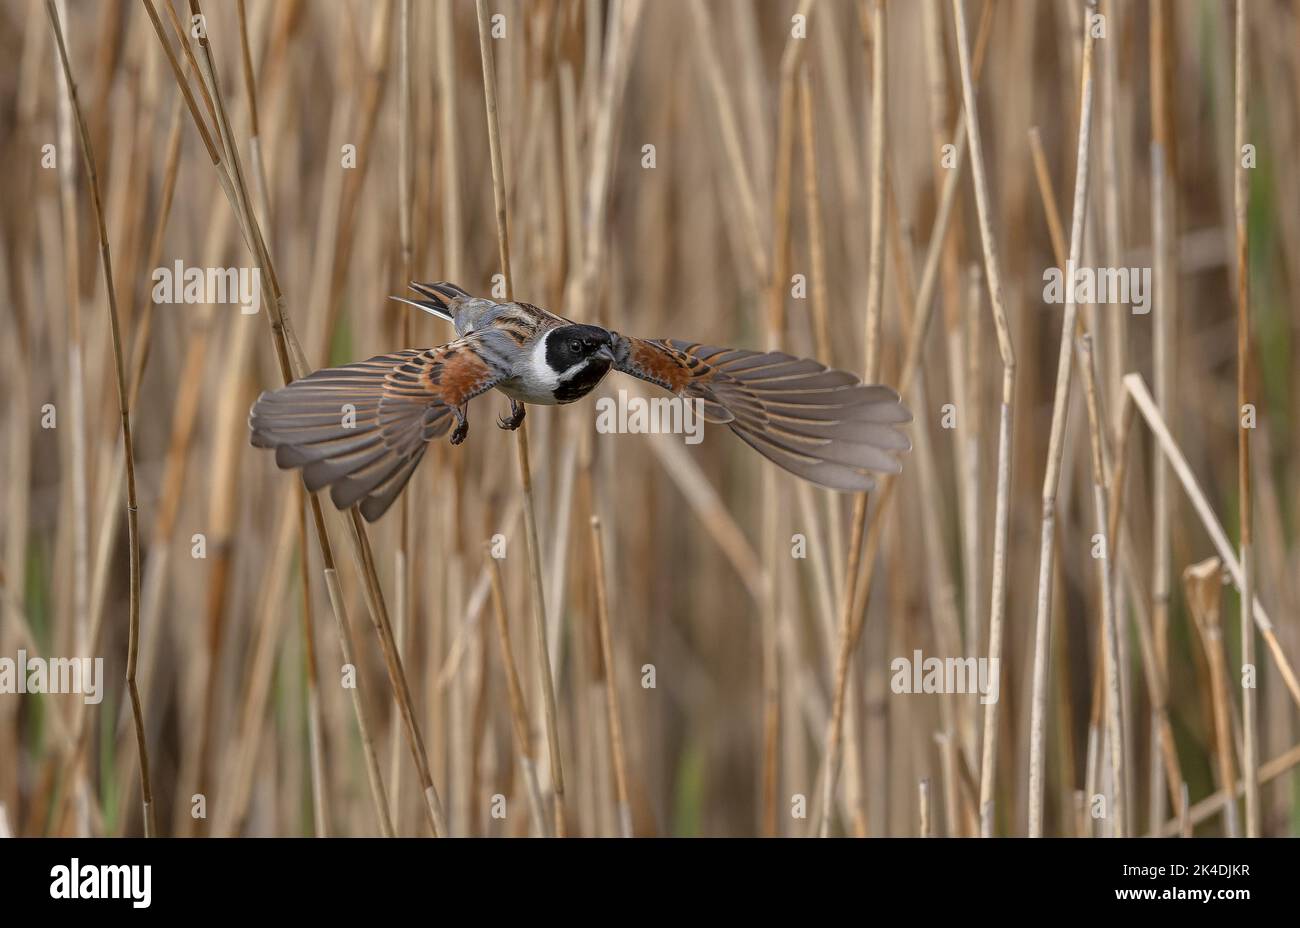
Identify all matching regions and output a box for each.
[595,344,615,363]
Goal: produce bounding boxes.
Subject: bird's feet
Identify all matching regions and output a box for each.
[450,406,470,445]
[497,400,526,431]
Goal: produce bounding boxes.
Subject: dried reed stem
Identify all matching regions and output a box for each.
[390,0,415,828]
[1124,374,1300,711]
[475,0,566,836]
[859,0,885,389]
[345,506,444,836]
[297,490,329,836]
[1076,334,1125,835]
[1183,558,1240,836]
[52,0,91,838]
[1107,393,1185,820]
[798,70,833,366]
[1027,127,1067,265]
[1232,0,1260,837]
[765,0,816,836]
[1026,3,1097,837]
[918,779,931,837]
[1149,0,1177,832]
[436,0,463,283]
[589,516,632,837]
[45,0,155,836]
[797,67,848,653]
[1027,118,1127,837]
[240,0,327,838]
[1098,0,1126,423]
[816,0,880,839]
[487,549,549,836]
[946,0,1018,837]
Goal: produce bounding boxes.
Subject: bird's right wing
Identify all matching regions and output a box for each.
[611,335,911,492]
[250,333,502,521]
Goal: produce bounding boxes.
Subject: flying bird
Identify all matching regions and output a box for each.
[249,283,912,521]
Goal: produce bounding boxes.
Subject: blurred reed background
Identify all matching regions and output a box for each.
[1,0,1298,838]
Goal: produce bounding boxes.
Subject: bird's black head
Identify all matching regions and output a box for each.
[545,324,615,373]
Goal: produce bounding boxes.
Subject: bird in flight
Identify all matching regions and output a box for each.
[249,282,912,521]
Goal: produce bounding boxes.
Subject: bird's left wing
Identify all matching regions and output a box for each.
[610,335,911,492]
[250,333,502,521]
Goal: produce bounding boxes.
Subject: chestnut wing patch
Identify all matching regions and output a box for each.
[386,340,498,409]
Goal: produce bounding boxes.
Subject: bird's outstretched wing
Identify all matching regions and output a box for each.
[610,335,911,492]
[250,334,502,521]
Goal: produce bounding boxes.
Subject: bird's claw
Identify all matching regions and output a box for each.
[497,402,526,431]
[450,407,470,445]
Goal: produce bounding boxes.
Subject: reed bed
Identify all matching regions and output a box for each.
[1,0,1298,838]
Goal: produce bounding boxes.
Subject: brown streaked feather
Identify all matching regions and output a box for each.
[611,335,911,492]
[249,335,501,521]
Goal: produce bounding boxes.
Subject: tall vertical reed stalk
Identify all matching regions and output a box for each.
[1232,0,1259,838]
[1026,3,1097,837]
[474,0,567,837]
[44,0,155,836]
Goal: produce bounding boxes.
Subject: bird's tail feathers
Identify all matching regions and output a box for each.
[388,281,471,323]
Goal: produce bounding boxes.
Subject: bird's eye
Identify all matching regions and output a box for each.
[569,340,582,353]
